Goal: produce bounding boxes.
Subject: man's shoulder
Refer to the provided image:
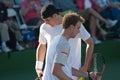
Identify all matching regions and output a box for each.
[52,35,61,43]
[57,36,69,48]
[40,23,50,29]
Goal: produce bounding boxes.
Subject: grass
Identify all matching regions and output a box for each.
[0,49,37,80]
[0,40,120,80]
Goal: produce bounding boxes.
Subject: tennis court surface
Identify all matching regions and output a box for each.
[0,40,120,80]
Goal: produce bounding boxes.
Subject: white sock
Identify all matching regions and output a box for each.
[2,42,7,47]
[16,41,20,46]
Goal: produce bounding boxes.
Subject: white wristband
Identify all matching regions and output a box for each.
[35,61,43,69]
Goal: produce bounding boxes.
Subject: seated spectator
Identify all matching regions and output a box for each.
[52,0,78,12]
[94,0,120,38]
[74,0,118,44]
[40,0,53,6]
[94,0,120,21]
[0,24,11,53]
[20,0,43,27]
[111,0,120,8]
[20,0,44,39]
[5,18,25,51]
[75,0,118,27]
[0,0,11,53]
[0,0,24,53]
[13,0,23,6]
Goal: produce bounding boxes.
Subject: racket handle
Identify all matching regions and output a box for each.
[88,71,92,80]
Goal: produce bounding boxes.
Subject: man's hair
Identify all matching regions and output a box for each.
[62,13,85,29]
[41,4,62,19]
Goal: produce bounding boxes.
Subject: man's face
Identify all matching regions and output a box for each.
[43,14,56,26]
[71,21,80,38]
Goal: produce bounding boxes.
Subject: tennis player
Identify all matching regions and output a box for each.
[52,13,90,80]
[35,4,94,80]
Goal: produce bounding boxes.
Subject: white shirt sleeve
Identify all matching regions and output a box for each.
[38,24,47,44]
[79,24,91,41]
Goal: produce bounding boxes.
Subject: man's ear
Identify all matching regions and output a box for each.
[52,13,57,18]
[70,25,74,30]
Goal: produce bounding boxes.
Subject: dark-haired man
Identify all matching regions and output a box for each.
[35,4,94,80]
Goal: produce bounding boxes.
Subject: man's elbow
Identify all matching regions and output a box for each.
[52,63,62,77]
[90,38,94,48]
[52,66,58,77]
[86,37,94,46]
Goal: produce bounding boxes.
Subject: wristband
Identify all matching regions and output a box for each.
[35,61,43,69]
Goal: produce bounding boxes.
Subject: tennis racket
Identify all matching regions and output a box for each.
[35,77,40,80]
[88,53,106,80]
[35,76,42,80]
[35,74,43,80]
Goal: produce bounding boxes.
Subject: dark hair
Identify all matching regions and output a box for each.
[41,4,62,19]
[62,13,84,29]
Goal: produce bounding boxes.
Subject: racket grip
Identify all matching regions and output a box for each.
[88,71,92,80]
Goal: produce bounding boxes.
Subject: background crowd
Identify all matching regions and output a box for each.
[0,0,120,53]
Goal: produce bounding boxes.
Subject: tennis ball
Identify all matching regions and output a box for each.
[78,77,84,80]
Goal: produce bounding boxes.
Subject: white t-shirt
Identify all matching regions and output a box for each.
[42,35,72,80]
[39,23,90,80]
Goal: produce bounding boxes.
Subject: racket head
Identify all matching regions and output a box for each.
[35,77,40,80]
[88,53,106,80]
[35,77,42,80]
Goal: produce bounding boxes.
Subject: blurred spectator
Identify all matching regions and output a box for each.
[94,0,120,21]
[0,24,11,53]
[4,0,25,51]
[0,1,11,53]
[20,0,44,40]
[13,0,23,6]
[75,0,118,28]
[0,0,24,52]
[40,0,53,6]
[20,0,43,26]
[74,0,116,44]
[52,0,78,12]
[112,0,120,8]
[94,0,120,38]
[5,19,25,51]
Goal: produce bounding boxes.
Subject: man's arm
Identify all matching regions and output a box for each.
[72,67,88,78]
[52,63,73,80]
[36,43,46,77]
[82,37,94,71]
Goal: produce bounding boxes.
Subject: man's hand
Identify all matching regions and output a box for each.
[36,69,43,80]
[90,72,102,80]
[80,65,87,72]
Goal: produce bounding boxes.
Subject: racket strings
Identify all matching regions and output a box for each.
[93,54,97,73]
[93,53,105,77]
[88,53,106,80]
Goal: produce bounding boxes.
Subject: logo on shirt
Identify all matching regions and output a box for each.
[60,52,68,55]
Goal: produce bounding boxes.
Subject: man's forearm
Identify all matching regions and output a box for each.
[72,67,88,78]
[84,38,94,71]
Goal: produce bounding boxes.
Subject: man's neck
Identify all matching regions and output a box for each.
[53,15,62,26]
[61,29,71,41]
